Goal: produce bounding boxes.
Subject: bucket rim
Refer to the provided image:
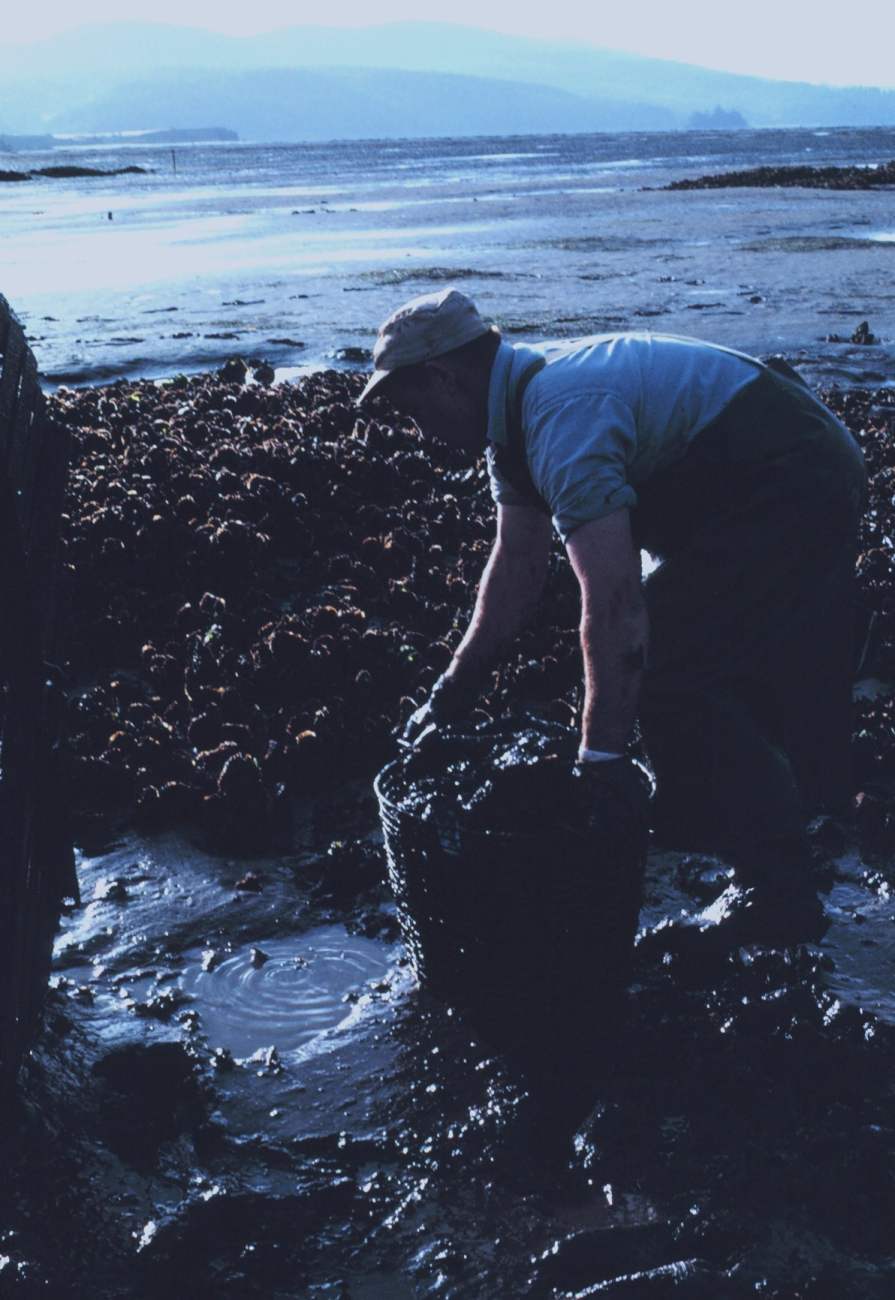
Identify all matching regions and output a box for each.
[374,758,590,847]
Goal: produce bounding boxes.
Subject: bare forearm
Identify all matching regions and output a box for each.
[447,545,545,680]
[579,587,648,752]
[565,509,648,755]
[445,507,552,683]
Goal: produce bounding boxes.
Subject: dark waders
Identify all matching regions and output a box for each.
[634,364,868,888]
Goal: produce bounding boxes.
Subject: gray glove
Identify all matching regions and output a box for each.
[401,672,480,747]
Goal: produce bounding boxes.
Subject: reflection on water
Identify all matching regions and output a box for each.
[179,928,402,1059]
[824,870,895,1023]
[5,124,895,388]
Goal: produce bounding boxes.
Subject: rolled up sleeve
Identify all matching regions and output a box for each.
[486,445,529,508]
[527,392,639,542]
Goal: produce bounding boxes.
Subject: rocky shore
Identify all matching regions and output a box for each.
[53,367,585,850]
[51,365,895,850]
[660,159,895,190]
[0,164,149,183]
[1,361,890,1300]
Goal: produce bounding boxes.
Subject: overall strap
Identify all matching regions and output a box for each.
[493,356,551,515]
[763,353,811,389]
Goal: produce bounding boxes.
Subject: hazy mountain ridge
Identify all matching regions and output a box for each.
[16,68,679,142]
[2,20,894,140]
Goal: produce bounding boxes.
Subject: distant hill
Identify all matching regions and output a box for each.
[33,68,678,142]
[1,20,894,140]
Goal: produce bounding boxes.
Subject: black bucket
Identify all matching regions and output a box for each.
[375,739,648,1078]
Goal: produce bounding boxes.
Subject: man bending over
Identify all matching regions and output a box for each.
[359,287,867,948]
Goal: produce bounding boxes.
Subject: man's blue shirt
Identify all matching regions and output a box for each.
[486,334,762,541]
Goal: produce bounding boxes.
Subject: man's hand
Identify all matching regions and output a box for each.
[567,755,653,857]
[401,672,480,747]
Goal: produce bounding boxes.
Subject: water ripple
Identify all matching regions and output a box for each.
[179,927,398,1059]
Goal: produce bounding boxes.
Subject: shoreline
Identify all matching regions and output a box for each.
[42,335,889,395]
[8,128,892,395]
[42,358,334,393]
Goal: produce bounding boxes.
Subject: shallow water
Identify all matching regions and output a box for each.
[4,125,895,389]
[178,928,399,1060]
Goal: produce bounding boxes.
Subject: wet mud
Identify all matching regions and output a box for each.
[387,722,585,832]
[2,369,895,1297]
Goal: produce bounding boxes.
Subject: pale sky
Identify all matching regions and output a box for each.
[6,0,895,91]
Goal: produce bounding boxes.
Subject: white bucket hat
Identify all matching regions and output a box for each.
[358,286,490,404]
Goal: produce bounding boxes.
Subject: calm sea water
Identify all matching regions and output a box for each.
[3,124,894,387]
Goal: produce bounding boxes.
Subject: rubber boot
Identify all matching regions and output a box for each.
[636,834,829,970]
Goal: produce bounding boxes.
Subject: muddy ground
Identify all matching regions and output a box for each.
[2,366,895,1298]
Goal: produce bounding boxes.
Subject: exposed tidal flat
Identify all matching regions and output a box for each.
[2,367,894,1297]
[3,126,895,1298]
[2,124,894,390]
